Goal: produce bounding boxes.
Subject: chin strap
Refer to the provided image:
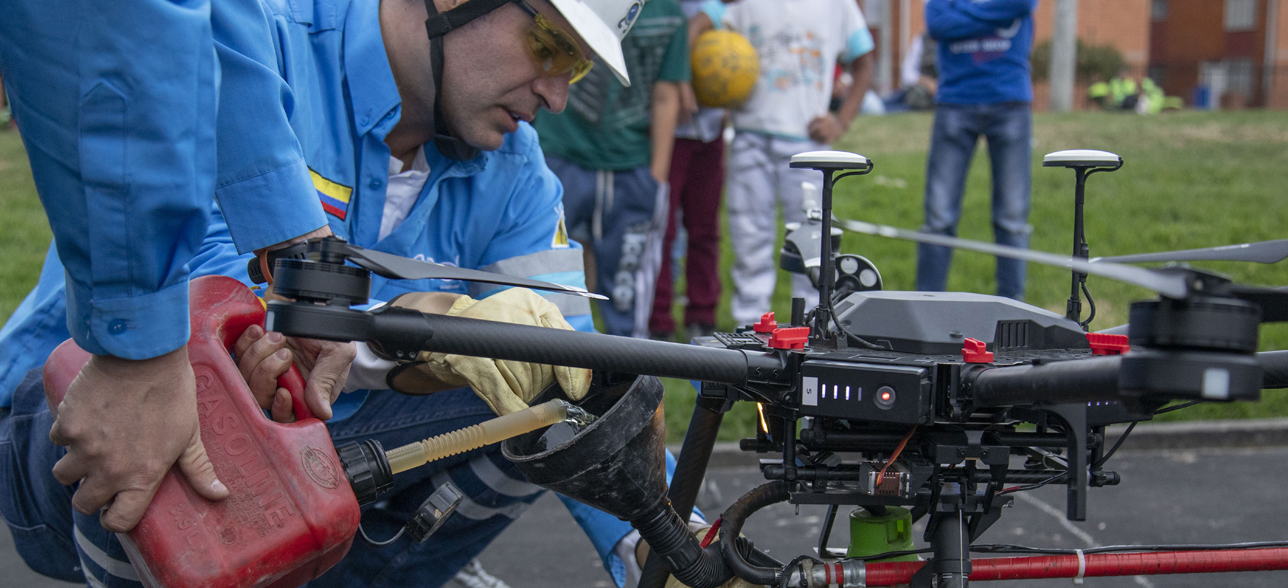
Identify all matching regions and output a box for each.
[423,0,512,160]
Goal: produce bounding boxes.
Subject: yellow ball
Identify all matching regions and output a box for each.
[690,30,759,108]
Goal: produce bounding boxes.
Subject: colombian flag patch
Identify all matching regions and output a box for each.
[551,203,570,249]
[310,169,353,220]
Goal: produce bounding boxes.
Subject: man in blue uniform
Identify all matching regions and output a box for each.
[0,0,355,550]
[0,0,657,586]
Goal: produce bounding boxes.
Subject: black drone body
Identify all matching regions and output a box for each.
[260,149,1288,588]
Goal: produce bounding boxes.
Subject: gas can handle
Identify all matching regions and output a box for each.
[277,363,315,421]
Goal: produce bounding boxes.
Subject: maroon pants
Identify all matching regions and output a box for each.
[650,137,725,333]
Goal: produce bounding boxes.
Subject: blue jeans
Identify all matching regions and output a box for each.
[0,369,632,587]
[916,103,1033,300]
[548,156,668,338]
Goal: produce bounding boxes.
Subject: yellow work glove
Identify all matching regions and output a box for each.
[388,288,591,415]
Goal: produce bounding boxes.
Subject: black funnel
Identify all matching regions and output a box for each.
[502,375,667,521]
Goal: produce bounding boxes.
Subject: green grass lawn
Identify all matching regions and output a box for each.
[3,111,1288,444]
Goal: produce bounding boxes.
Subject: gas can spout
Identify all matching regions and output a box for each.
[385,399,580,474]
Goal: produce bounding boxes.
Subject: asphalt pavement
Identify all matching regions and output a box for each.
[7,444,1288,588]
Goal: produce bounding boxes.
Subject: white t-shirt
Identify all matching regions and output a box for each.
[380,145,431,241]
[704,0,874,141]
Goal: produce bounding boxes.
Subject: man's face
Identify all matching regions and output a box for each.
[435,0,591,150]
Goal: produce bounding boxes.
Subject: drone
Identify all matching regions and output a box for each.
[257,149,1288,588]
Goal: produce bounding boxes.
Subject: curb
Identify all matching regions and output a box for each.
[674,418,1288,469]
[1103,417,1288,451]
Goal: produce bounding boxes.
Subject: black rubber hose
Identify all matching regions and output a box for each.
[1260,351,1288,389]
[720,481,792,585]
[638,396,726,588]
[631,501,733,588]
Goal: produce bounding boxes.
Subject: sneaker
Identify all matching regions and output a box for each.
[649,330,674,342]
[447,559,512,588]
[686,323,716,341]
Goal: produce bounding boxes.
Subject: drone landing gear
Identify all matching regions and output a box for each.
[911,511,973,588]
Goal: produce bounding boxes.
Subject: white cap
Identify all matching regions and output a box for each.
[548,0,642,86]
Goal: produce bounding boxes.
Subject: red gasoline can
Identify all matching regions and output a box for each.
[43,276,360,588]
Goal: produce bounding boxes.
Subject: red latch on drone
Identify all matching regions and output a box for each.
[768,327,810,350]
[753,312,779,333]
[1087,332,1131,356]
[962,338,994,363]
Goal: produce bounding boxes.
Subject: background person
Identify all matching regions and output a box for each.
[915,0,1037,301]
[534,0,690,339]
[690,0,875,326]
[649,0,728,342]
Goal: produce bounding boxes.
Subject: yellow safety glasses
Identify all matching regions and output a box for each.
[515,0,594,84]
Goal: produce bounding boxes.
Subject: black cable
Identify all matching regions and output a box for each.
[1092,421,1136,469]
[997,471,1068,495]
[846,547,936,562]
[816,540,1288,571]
[1091,402,1202,470]
[1154,400,1205,414]
[826,294,887,350]
[972,539,1288,555]
[1079,280,1097,329]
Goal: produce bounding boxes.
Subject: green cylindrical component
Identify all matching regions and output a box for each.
[847,506,919,562]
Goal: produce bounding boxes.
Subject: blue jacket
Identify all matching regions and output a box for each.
[0,0,327,361]
[927,0,1037,105]
[0,0,591,408]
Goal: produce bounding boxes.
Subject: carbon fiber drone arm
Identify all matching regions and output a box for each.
[265,301,786,387]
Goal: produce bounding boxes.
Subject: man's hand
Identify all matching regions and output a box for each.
[47,347,229,533]
[232,325,298,422]
[281,335,354,420]
[807,113,849,144]
[232,324,353,422]
[388,288,591,415]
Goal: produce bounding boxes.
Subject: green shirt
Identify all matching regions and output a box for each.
[534,0,690,171]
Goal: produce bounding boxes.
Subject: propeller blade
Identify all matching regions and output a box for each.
[1093,239,1288,265]
[837,219,1192,299]
[347,246,608,300]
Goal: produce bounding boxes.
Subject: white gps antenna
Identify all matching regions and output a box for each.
[1043,149,1123,328]
[789,151,872,342]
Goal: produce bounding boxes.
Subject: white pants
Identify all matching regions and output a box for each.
[726,132,829,325]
